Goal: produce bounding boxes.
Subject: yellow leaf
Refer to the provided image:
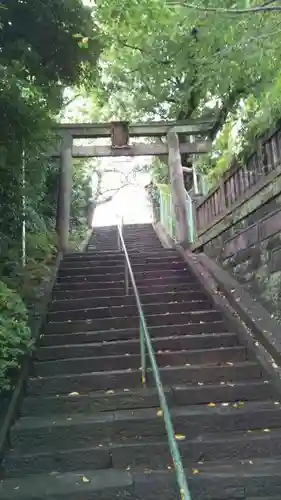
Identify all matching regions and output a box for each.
[207,402,216,407]
[157,409,163,417]
[175,434,186,441]
[82,476,90,483]
[192,469,200,475]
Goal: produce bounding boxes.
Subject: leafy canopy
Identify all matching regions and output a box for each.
[95,0,281,127]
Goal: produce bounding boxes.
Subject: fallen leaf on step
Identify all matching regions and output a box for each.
[68,392,79,397]
[124,389,130,392]
[175,434,186,441]
[263,428,270,432]
[192,469,200,475]
[207,403,216,407]
[157,409,163,417]
[82,475,90,483]
[106,390,115,394]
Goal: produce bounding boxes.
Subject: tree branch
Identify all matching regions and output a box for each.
[97,183,130,205]
[168,2,281,14]
[210,87,245,140]
[118,39,171,65]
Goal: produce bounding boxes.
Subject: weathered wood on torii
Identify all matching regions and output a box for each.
[56,119,214,252]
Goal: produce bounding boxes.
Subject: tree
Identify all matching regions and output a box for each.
[94,0,281,129]
[91,0,281,188]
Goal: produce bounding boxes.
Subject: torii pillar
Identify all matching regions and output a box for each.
[56,132,73,252]
[167,129,190,247]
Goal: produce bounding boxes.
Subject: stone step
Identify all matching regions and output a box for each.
[52,281,200,299]
[40,321,228,346]
[53,275,198,292]
[4,427,281,478]
[62,248,177,262]
[47,300,213,323]
[56,267,192,284]
[44,310,223,334]
[10,401,280,454]
[21,380,272,417]
[34,346,247,377]
[27,361,261,395]
[2,459,281,500]
[58,260,186,276]
[48,291,208,312]
[59,254,181,269]
[37,331,238,361]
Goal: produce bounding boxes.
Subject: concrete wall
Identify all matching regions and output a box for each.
[194,166,281,322]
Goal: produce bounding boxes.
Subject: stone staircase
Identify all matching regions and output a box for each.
[1,223,281,499]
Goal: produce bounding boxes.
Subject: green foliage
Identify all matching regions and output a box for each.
[197,71,281,188]
[92,0,281,185]
[0,282,33,391]
[151,158,169,185]
[0,0,100,392]
[95,0,281,122]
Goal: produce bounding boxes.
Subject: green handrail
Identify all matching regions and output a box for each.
[117,221,192,500]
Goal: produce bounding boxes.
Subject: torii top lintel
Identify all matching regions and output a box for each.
[57,118,214,140]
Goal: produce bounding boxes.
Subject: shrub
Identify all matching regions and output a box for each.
[0,281,33,392]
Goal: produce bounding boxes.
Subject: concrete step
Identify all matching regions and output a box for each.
[46,300,213,323]
[37,331,238,360]
[21,380,273,417]
[56,267,193,284]
[44,310,223,335]
[53,275,198,292]
[52,281,200,299]
[2,459,281,500]
[62,249,177,262]
[10,401,281,454]
[4,427,281,478]
[58,260,186,277]
[34,346,247,377]
[48,291,208,312]
[40,321,229,346]
[59,254,181,270]
[27,361,262,395]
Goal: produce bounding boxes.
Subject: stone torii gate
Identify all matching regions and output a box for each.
[53,119,213,251]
